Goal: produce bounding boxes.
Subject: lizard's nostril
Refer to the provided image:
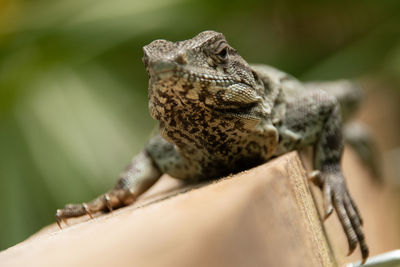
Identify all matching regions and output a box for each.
[175,52,187,65]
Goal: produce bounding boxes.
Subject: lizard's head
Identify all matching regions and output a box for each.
[143,31,269,128]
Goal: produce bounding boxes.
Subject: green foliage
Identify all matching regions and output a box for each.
[0,0,399,250]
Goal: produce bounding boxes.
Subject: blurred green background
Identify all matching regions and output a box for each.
[0,0,400,250]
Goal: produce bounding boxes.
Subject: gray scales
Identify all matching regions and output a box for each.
[56,31,378,263]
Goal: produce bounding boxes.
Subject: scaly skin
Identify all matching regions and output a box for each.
[56,31,372,263]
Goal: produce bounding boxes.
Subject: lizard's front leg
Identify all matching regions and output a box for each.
[276,90,369,262]
[56,150,162,227]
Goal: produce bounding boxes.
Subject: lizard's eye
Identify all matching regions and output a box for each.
[208,40,229,65]
[217,47,227,59]
[216,46,228,61]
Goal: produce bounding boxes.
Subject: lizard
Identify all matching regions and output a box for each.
[56,30,372,263]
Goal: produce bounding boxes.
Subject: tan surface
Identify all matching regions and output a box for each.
[0,152,336,267]
[1,148,399,267]
[319,149,400,266]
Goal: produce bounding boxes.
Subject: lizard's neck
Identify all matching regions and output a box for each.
[159,107,251,154]
[157,104,279,179]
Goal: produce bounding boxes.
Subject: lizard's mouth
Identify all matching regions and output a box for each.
[214,103,263,120]
[149,61,243,87]
[148,61,176,79]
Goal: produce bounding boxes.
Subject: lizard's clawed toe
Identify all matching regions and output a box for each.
[55,202,95,228]
[316,168,369,262]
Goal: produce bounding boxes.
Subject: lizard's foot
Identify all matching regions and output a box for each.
[56,189,136,228]
[310,167,369,263]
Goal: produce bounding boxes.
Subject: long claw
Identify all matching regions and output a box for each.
[361,243,369,263]
[323,185,333,220]
[104,194,113,212]
[55,210,63,229]
[309,170,322,187]
[82,203,93,219]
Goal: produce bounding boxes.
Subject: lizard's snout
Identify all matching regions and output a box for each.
[145,52,188,79]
